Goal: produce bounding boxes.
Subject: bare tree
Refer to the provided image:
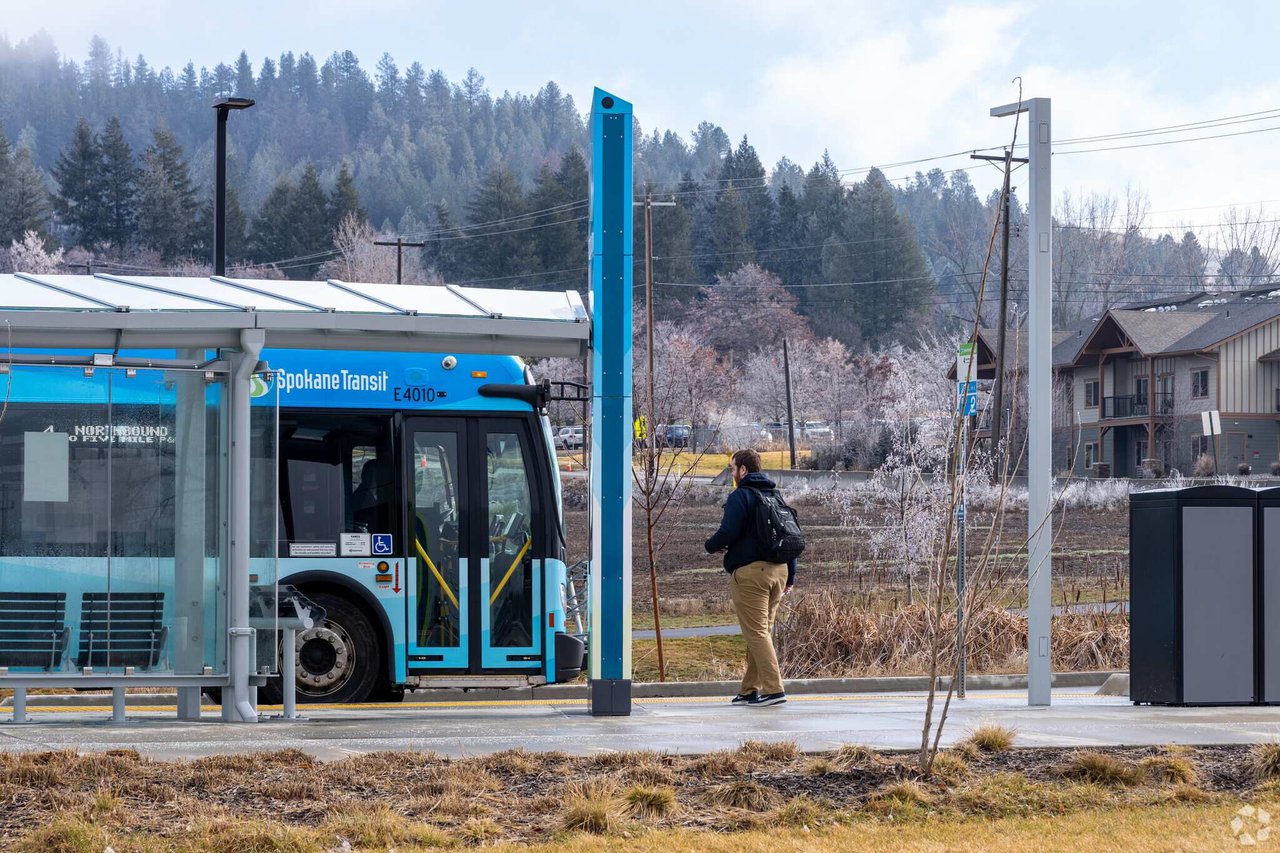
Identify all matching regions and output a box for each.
[320,214,442,284]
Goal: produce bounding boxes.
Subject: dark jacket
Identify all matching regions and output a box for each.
[704,472,797,586]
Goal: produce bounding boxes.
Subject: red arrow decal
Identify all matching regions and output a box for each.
[393,562,401,593]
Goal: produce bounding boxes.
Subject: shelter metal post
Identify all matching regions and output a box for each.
[992,96,1053,707]
[11,687,27,723]
[175,349,208,720]
[587,88,634,716]
[222,329,264,722]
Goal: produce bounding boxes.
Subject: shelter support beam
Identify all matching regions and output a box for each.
[588,89,634,716]
[222,329,264,722]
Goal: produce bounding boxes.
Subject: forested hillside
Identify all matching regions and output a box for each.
[0,33,1272,347]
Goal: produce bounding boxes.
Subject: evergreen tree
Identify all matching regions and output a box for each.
[328,161,366,230]
[421,201,459,279]
[711,186,752,274]
[249,177,295,266]
[649,198,697,318]
[0,124,16,242]
[52,118,104,246]
[135,127,197,259]
[286,162,332,278]
[554,147,589,244]
[7,144,52,239]
[460,164,537,281]
[527,162,578,285]
[98,117,138,248]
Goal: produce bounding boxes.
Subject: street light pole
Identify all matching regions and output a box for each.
[213,97,255,276]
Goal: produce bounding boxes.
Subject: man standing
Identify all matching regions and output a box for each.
[705,449,797,708]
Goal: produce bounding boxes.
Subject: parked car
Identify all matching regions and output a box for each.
[801,421,834,442]
[658,423,691,449]
[555,425,584,450]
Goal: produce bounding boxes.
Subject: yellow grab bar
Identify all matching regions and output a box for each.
[415,539,459,609]
[489,535,532,606]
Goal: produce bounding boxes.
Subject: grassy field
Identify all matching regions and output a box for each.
[5,740,1272,850]
[557,448,811,476]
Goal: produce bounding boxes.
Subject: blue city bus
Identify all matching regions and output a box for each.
[0,347,585,703]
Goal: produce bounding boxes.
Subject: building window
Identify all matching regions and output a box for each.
[1084,380,1100,408]
[1192,435,1211,459]
[1084,442,1100,468]
[1192,368,1209,399]
[1136,439,1149,468]
[1134,376,1149,401]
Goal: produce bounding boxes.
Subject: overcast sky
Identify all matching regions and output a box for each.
[4,1,1279,231]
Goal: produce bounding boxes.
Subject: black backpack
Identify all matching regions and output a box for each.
[749,487,806,563]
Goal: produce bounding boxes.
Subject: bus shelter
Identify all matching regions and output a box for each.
[0,272,589,722]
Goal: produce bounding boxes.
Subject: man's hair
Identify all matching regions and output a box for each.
[731,449,762,473]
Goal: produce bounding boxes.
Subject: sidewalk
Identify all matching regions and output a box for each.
[3,689,1280,761]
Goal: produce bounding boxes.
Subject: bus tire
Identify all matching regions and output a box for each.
[261,591,380,705]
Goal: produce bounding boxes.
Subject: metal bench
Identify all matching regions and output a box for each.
[0,592,71,671]
[76,592,168,670]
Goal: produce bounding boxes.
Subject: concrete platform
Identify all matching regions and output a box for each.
[3,689,1280,761]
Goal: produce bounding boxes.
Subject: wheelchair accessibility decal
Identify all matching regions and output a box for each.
[372,534,394,556]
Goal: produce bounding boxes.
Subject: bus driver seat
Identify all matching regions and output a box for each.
[352,457,392,533]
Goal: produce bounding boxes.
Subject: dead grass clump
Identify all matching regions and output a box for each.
[13,815,111,853]
[456,817,501,845]
[320,805,449,849]
[6,761,67,788]
[410,792,491,820]
[481,747,539,775]
[1168,783,1213,803]
[805,758,836,776]
[1140,754,1197,786]
[1059,751,1143,787]
[955,773,1106,818]
[738,739,799,762]
[441,761,501,793]
[834,744,880,769]
[950,740,981,761]
[871,780,935,808]
[561,780,624,835]
[690,749,742,777]
[701,779,782,811]
[624,784,677,819]
[190,817,320,853]
[189,752,263,773]
[929,751,970,784]
[772,795,827,828]
[91,790,119,815]
[963,724,1017,753]
[707,808,765,832]
[1252,743,1280,781]
[623,764,676,787]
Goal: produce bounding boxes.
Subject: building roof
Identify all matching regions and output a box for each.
[1107,309,1217,354]
[0,273,591,356]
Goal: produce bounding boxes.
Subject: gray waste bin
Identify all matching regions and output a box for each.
[1254,487,1280,703]
[1129,485,1256,705]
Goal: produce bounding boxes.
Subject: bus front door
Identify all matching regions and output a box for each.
[405,417,543,675]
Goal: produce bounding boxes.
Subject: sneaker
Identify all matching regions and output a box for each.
[748,692,787,707]
[731,690,758,705]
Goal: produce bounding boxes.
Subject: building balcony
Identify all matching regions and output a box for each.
[1102,392,1173,419]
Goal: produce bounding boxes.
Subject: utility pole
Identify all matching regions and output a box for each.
[374,236,427,284]
[783,337,798,469]
[633,189,676,682]
[971,150,1028,478]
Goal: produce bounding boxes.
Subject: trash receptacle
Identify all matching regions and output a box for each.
[1129,485,1256,705]
[1254,487,1280,703]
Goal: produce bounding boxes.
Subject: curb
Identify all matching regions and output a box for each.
[2,671,1119,707]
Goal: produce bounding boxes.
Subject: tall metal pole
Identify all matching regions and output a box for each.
[783,337,797,469]
[992,96,1053,707]
[587,88,634,717]
[214,109,228,276]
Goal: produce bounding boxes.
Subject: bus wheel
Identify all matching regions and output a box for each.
[260,592,380,704]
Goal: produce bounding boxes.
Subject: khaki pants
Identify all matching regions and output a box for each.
[729,561,789,695]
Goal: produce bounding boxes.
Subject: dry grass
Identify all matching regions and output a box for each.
[955,773,1108,818]
[561,779,624,835]
[319,804,450,849]
[770,795,827,828]
[774,593,1128,678]
[805,757,836,775]
[1251,742,1280,781]
[1140,754,1197,786]
[702,780,782,811]
[871,780,936,808]
[690,749,743,778]
[834,743,880,769]
[737,739,799,762]
[963,724,1017,753]
[12,815,111,853]
[929,751,970,784]
[624,784,677,819]
[456,818,500,844]
[1058,751,1144,787]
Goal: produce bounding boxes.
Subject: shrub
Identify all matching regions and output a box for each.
[1058,751,1143,787]
[1194,454,1216,477]
[1240,462,1253,476]
[964,724,1017,753]
[1252,742,1280,781]
[1272,460,1280,477]
[624,785,676,819]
